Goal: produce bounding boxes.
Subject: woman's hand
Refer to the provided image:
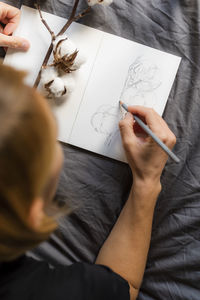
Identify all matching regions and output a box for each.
[119,106,176,188]
[0,2,29,51]
[97,105,176,299]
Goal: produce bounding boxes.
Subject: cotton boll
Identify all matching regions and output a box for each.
[87,0,98,6]
[62,74,75,93]
[48,77,66,98]
[100,0,113,6]
[41,67,58,85]
[60,39,77,57]
[54,35,77,58]
[73,52,87,69]
[87,0,113,6]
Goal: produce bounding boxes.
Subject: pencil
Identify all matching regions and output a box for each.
[119,101,180,163]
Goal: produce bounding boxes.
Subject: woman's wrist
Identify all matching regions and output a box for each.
[133,178,161,194]
[131,178,161,209]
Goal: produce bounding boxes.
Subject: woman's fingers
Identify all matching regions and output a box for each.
[0,3,20,34]
[4,21,19,36]
[119,112,136,145]
[0,33,30,51]
[0,3,30,51]
[128,106,160,128]
[0,24,3,34]
[127,105,176,148]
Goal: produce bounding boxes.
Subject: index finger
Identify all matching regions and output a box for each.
[127,105,172,138]
[0,3,20,35]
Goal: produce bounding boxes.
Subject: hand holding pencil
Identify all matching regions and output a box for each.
[119,104,177,188]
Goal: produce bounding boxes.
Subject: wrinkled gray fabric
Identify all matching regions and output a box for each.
[1,0,200,299]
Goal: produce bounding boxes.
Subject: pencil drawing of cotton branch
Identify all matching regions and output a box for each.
[34,0,113,99]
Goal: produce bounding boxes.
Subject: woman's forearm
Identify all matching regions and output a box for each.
[96,181,161,299]
[96,106,176,299]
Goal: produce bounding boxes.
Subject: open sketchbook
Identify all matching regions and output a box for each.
[4,6,181,163]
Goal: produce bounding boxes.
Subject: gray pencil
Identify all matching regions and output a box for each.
[119,101,180,163]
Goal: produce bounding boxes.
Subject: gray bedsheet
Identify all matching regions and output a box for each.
[1,0,200,299]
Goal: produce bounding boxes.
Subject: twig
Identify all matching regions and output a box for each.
[73,7,91,23]
[35,3,56,40]
[34,43,54,88]
[34,0,90,88]
[58,0,80,36]
[57,7,91,36]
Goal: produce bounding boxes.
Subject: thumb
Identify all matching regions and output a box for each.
[0,34,30,51]
[119,112,136,145]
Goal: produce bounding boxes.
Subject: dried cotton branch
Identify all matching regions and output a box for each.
[40,35,85,98]
[35,3,56,40]
[34,0,113,98]
[34,0,90,89]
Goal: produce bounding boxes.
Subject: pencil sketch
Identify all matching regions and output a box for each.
[91,56,162,147]
[120,56,162,107]
[90,104,122,147]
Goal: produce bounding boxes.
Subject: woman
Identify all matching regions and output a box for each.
[0,63,176,300]
[0,3,176,300]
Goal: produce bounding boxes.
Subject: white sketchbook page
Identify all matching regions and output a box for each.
[4,6,103,141]
[4,6,181,163]
[69,33,181,163]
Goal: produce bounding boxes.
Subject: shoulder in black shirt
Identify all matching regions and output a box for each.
[0,255,130,300]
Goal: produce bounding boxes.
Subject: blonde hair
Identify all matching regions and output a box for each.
[0,64,58,262]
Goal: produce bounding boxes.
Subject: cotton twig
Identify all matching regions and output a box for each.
[34,0,90,88]
[73,7,91,23]
[58,0,81,36]
[34,43,54,88]
[35,3,56,40]
[58,6,91,36]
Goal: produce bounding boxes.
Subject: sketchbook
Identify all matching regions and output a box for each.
[4,5,181,163]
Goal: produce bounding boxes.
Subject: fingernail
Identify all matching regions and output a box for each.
[21,40,30,51]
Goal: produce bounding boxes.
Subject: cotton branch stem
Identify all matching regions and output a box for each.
[58,0,80,36]
[33,43,54,88]
[35,3,56,40]
[73,7,91,23]
[34,0,90,88]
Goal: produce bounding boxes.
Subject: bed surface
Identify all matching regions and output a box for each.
[1,0,200,299]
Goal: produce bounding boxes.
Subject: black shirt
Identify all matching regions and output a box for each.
[0,255,130,300]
